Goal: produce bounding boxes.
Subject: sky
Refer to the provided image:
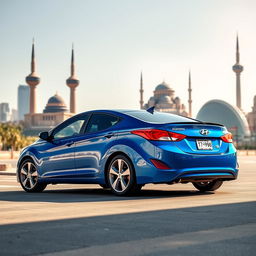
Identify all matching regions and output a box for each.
[0,0,255,117]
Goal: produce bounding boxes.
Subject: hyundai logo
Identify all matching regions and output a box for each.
[200,129,209,135]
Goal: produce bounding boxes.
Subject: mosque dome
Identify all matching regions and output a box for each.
[43,93,68,113]
[159,95,171,104]
[148,96,155,106]
[155,81,170,91]
[174,96,181,103]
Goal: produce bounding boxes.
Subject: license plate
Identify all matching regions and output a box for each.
[196,140,213,150]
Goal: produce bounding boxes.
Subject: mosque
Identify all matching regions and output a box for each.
[24,42,79,135]
[140,36,256,142]
[23,36,256,141]
[140,75,190,117]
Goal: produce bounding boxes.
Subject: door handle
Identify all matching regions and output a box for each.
[66,141,74,147]
[104,133,114,139]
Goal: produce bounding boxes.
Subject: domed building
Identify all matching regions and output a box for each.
[24,93,73,135]
[143,81,188,116]
[43,94,68,113]
[24,42,78,135]
[196,99,251,142]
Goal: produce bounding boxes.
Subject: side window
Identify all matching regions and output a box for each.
[85,113,120,133]
[53,114,89,139]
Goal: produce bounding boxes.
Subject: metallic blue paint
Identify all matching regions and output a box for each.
[17,110,238,188]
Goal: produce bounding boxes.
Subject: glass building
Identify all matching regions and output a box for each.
[18,85,30,121]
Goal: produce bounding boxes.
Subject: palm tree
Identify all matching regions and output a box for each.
[0,123,36,158]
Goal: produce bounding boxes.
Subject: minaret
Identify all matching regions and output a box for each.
[139,71,144,109]
[26,39,40,114]
[66,45,79,113]
[232,35,243,110]
[188,70,192,117]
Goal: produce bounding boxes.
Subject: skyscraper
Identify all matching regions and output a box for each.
[0,103,10,122]
[232,35,243,110]
[18,85,30,121]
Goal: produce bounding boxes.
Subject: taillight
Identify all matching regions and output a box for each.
[221,133,233,143]
[131,129,186,141]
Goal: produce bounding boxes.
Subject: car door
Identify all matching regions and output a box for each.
[74,113,120,179]
[40,114,90,178]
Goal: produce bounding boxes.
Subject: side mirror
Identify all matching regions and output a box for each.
[39,131,51,141]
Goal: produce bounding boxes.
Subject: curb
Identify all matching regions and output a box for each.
[0,171,16,176]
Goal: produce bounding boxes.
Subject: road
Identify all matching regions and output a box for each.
[0,156,255,256]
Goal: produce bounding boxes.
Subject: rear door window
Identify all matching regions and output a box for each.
[85,113,120,133]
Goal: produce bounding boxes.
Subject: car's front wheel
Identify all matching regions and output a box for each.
[106,155,141,196]
[18,159,47,192]
[192,180,223,192]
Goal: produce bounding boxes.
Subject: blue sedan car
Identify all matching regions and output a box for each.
[17,109,238,196]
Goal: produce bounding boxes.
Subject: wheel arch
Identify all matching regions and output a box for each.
[104,151,136,184]
[18,155,35,169]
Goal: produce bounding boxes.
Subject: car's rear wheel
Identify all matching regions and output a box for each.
[192,180,223,192]
[106,155,141,196]
[18,159,47,192]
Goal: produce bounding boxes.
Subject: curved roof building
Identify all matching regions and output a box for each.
[196,99,251,139]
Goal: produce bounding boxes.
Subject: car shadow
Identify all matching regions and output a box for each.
[0,186,214,203]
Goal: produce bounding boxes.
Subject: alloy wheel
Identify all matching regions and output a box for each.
[20,162,38,190]
[109,158,131,193]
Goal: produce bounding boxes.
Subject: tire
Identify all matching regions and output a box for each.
[106,155,142,196]
[18,159,47,193]
[192,180,223,192]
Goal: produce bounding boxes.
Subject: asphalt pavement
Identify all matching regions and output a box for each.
[0,156,255,256]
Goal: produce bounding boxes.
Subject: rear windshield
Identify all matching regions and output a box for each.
[126,111,199,124]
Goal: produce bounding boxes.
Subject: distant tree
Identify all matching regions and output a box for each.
[0,123,37,158]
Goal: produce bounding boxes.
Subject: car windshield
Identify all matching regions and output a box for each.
[125,110,199,124]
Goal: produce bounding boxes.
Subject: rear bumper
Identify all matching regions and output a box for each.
[136,166,238,184]
[135,150,238,184]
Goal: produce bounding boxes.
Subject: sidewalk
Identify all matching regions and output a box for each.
[0,159,17,176]
[0,168,16,176]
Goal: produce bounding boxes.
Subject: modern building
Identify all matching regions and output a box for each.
[11,109,18,122]
[141,75,189,116]
[196,35,254,143]
[17,85,30,121]
[24,41,79,135]
[247,96,256,136]
[196,99,250,142]
[0,103,11,122]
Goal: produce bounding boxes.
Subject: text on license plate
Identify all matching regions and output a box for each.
[196,140,213,150]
